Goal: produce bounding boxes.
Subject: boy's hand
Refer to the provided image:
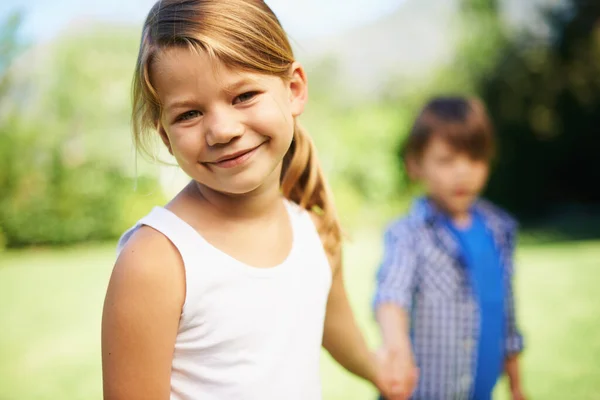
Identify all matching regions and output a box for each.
[505,355,525,400]
[511,387,526,400]
[373,347,418,400]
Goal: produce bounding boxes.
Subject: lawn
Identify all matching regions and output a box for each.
[1,233,599,400]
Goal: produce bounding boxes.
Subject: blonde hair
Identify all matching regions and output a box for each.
[132,0,341,258]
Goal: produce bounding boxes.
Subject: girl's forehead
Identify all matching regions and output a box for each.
[153,47,268,89]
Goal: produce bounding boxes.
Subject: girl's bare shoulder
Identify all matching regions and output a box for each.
[110,225,185,307]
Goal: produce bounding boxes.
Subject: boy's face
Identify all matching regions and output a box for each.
[412,136,490,218]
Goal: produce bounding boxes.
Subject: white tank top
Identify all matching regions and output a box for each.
[117,200,332,400]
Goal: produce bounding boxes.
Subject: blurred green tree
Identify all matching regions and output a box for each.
[0,16,165,248]
[479,0,600,221]
[302,57,412,225]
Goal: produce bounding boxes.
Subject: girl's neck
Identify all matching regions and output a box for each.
[190,171,284,221]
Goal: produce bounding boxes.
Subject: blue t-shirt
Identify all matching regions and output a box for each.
[448,213,505,400]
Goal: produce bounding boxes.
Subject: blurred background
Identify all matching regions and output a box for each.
[0,0,599,399]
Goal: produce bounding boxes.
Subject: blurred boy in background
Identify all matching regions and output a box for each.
[373,97,526,400]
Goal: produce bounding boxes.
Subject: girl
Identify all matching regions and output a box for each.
[374,97,526,400]
[101,1,403,399]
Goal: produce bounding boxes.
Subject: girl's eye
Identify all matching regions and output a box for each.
[233,91,259,105]
[176,110,201,122]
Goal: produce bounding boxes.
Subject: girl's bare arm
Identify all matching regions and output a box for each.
[321,251,379,385]
[101,227,185,400]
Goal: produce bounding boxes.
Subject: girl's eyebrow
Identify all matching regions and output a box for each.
[165,99,197,112]
[164,78,260,111]
[223,78,258,94]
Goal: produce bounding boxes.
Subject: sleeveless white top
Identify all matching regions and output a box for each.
[117,200,332,400]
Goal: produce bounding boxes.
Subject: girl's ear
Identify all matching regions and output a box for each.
[287,62,308,118]
[157,121,173,155]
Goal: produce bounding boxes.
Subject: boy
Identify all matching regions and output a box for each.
[374,97,526,400]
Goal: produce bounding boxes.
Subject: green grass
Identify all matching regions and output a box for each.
[1,235,599,400]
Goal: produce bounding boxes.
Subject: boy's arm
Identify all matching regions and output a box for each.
[504,268,524,355]
[504,231,525,398]
[376,304,412,359]
[504,276,525,397]
[373,225,418,313]
[373,225,419,398]
[505,355,525,399]
[375,303,418,399]
[374,226,415,352]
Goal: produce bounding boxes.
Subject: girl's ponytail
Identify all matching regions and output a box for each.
[281,122,342,259]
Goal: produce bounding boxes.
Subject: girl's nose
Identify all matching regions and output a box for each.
[205,108,244,146]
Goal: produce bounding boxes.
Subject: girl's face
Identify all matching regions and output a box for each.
[152,47,307,196]
[411,136,490,218]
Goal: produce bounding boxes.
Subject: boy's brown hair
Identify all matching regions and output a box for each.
[402,96,496,163]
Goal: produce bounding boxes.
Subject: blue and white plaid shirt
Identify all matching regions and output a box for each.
[373,198,524,400]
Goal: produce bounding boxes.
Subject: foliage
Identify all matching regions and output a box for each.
[478,0,600,219]
[302,68,412,225]
[0,17,164,247]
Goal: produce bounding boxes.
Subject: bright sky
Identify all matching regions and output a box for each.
[1,0,403,43]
